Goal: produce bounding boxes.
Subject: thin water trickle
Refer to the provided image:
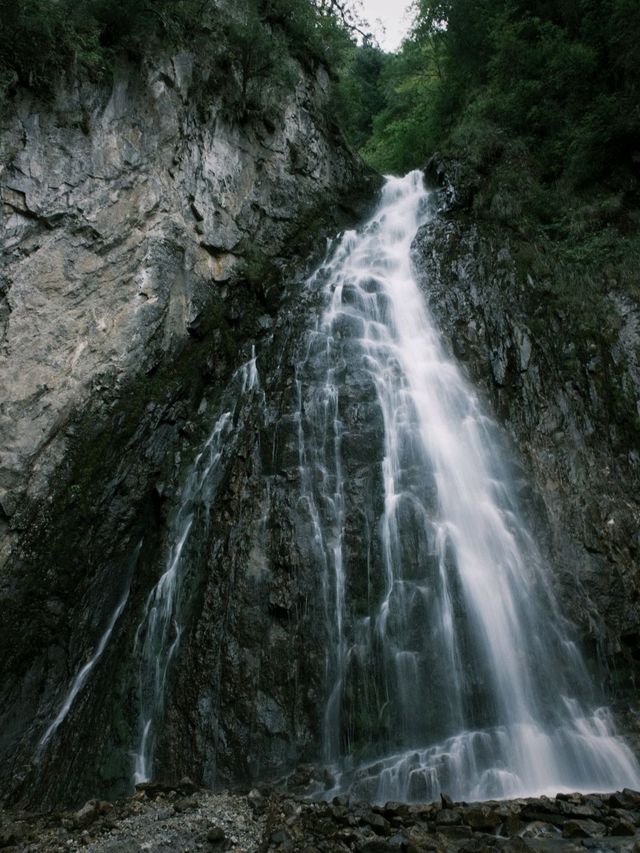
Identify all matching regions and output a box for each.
[297,171,640,801]
[132,350,260,784]
[36,540,143,759]
[37,588,130,757]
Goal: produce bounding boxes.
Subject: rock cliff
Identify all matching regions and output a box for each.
[0,50,376,806]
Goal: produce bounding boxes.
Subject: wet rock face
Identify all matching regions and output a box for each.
[154,324,333,794]
[412,193,640,713]
[0,52,377,807]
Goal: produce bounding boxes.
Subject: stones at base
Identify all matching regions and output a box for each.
[262,789,640,852]
[248,787,268,815]
[134,776,199,799]
[520,820,560,838]
[436,808,463,826]
[2,787,640,851]
[73,799,114,828]
[0,823,26,849]
[611,819,637,836]
[206,824,228,848]
[562,819,607,838]
[464,806,503,832]
[0,787,263,851]
[363,812,391,835]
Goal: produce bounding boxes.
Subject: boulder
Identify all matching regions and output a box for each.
[562,819,606,838]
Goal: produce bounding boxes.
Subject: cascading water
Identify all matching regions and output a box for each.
[132,351,259,784]
[297,171,640,802]
[35,540,142,761]
[37,583,132,758]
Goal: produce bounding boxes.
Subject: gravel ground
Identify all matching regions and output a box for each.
[1,785,265,852]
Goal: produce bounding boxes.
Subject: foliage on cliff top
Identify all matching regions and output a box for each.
[0,0,355,108]
[336,0,640,235]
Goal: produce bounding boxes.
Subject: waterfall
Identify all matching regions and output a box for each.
[37,586,131,757]
[132,351,259,784]
[297,171,640,802]
[35,540,142,760]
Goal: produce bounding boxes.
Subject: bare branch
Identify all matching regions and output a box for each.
[313,0,373,42]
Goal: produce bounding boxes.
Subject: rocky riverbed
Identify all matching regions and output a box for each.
[261,788,640,852]
[3,781,640,852]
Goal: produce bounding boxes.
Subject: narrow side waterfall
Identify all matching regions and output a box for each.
[37,585,131,757]
[297,172,640,802]
[35,540,142,761]
[132,352,259,784]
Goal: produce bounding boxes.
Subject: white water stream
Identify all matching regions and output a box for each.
[297,171,640,801]
[132,352,259,783]
[37,588,130,757]
[36,541,143,759]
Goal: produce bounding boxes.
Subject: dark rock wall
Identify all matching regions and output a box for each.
[154,297,333,795]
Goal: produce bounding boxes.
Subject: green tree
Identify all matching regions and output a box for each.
[334,43,387,150]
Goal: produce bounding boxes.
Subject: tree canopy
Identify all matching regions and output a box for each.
[331,0,640,337]
[337,0,640,203]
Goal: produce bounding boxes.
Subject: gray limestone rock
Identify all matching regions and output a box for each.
[0,49,377,808]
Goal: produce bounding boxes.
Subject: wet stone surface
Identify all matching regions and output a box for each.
[261,787,640,852]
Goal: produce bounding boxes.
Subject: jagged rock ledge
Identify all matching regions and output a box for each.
[3,783,640,851]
